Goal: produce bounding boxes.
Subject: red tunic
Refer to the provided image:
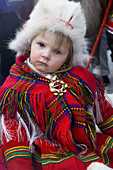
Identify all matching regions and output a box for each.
[0,55,113,170]
[105,1,113,34]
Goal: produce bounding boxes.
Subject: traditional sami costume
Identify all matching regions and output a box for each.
[0,55,113,170]
[105,1,113,34]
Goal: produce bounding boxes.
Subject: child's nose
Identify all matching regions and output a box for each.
[42,49,51,59]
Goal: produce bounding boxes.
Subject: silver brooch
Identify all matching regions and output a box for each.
[49,80,68,96]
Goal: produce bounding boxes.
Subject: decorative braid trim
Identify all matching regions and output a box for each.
[98,115,113,131]
[4,146,32,163]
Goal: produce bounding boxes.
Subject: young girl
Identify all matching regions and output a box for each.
[0,0,113,169]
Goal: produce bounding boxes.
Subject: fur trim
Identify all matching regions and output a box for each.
[87,162,113,170]
[9,0,89,65]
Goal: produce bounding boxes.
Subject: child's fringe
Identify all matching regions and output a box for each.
[0,114,12,143]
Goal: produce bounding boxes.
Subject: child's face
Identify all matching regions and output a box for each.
[29,31,69,73]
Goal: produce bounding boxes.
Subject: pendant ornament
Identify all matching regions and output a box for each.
[49,80,68,96]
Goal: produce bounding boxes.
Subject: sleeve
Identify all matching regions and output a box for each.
[1,115,34,170]
[87,71,113,137]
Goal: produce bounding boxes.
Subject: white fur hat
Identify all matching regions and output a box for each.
[9,0,89,65]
